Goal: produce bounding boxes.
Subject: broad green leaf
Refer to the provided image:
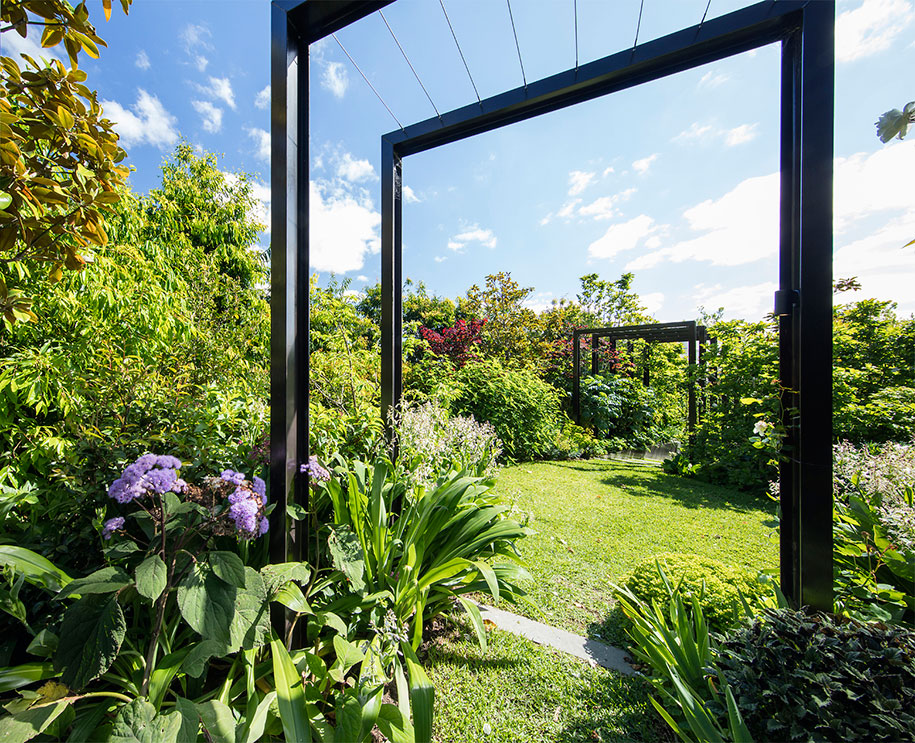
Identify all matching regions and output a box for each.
[196,700,235,743]
[261,562,311,593]
[287,503,309,521]
[56,567,130,600]
[172,697,200,743]
[0,663,57,693]
[376,702,415,743]
[274,582,312,615]
[328,524,366,591]
[210,551,246,588]
[135,555,167,602]
[0,191,12,210]
[181,640,228,679]
[0,700,70,743]
[0,546,71,592]
[270,634,311,743]
[401,643,433,743]
[332,635,365,675]
[237,691,277,743]
[148,647,190,711]
[108,698,182,743]
[53,594,125,690]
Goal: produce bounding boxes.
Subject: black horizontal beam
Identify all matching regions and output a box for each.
[573,322,706,344]
[277,0,396,44]
[384,0,805,156]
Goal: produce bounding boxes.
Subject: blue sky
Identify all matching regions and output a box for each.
[6,0,914,320]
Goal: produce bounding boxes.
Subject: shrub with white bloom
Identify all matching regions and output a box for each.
[392,401,502,488]
[753,420,771,436]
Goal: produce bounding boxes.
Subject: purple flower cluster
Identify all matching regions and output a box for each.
[222,470,269,539]
[300,456,330,483]
[108,454,184,504]
[102,516,125,540]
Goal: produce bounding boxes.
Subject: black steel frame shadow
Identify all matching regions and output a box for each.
[271,0,834,615]
[571,321,707,433]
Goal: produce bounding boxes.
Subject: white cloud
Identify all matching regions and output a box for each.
[836,0,914,62]
[191,100,223,133]
[672,122,714,143]
[724,123,758,146]
[602,166,615,177]
[632,154,658,175]
[336,152,376,182]
[434,256,448,263]
[628,173,778,270]
[222,172,271,230]
[356,275,369,282]
[641,292,664,315]
[694,282,778,320]
[698,70,730,88]
[578,188,636,221]
[834,143,915,231]
[588,215,658,260]
[101,89,178,150]
[1,30,62,63]
[672,122,757,146]
[310,180,380,273]
[321,61,349,99]
[194,55,209,72]
[556,199,581,219]
[195,76,235,110]
[522,292,554,313]
[246,127,270,163]
[254,85,270,110]
[180,23,212,51]
[135,50,150,70]
[403,185,420,203]
[447,225,497,253]
[568,170,596,196]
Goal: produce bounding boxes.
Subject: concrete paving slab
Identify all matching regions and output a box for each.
[476,603,635,676]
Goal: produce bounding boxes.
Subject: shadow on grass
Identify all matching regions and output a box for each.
[587,605,630,648]
[542,459,773,514]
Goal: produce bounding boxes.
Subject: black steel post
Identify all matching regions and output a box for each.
[572,330,581,422]
[380,139,403,432]
[796,2,834,611]
[687,326,697,435]
[591,333,599,375]
[269,5,308,638]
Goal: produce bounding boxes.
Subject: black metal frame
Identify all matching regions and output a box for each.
[571,321,707,433]
[272,0,834,612]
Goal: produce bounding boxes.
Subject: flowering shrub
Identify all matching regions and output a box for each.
[391,401,502,488]
[419,318,486,367]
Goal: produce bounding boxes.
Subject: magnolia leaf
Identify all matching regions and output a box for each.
[54,594,125,689]
[135,555,167,602]
[0,191,11,210]
[108,698,181,743]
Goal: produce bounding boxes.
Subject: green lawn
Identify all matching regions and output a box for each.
[426,458,778,742]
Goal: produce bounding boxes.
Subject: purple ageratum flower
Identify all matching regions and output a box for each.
[252,476,266,500]
[102,516,125,540]
[300,456,330,482]
[108,453,184,503]
[259,517,269,536]
[220,469,246,486]
[229,497,260,538]
[172,478,187,494]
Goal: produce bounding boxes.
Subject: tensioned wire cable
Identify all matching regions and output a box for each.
[379,9,443,123]
[574,0,579,71]
[696,0,712,38]
[505,0,527,89]
[331,32,405,132]
[438,0,482,108]
[631,0,646,59]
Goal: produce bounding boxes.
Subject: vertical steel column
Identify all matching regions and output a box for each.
[642,345,650,386]
[591,334,599,375]
[380,138,403,430]
[572,330,581,422]
[687,326,697,434]
[779,3,834,611]
[270,5,309,635]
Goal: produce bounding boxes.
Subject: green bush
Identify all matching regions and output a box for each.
[580,372,675,450]
[715,609,915,742]
[450,358,562,461]
[625,552,767,632]
[834,386,915,444]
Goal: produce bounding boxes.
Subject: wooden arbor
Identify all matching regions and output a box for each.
[571,321,707,434]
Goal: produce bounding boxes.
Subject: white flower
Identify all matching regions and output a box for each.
[753,420,771,435]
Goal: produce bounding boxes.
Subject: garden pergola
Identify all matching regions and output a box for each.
[571,321,708,433]
[270,0,834,617]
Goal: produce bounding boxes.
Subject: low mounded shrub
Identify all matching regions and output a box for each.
[715,609,915,742]
[624,552,767,632]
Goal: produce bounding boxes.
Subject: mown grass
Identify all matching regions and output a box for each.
[426,457,778,742]
[425,615,659,743]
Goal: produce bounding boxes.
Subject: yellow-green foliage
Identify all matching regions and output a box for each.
[624,552,766,632]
